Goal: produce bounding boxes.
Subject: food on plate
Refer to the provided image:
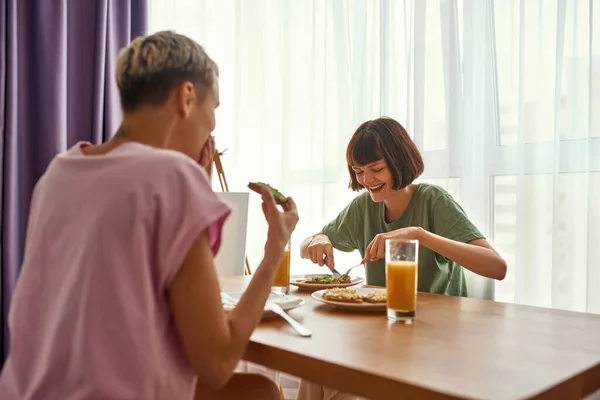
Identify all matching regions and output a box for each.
[247,182,288,205]
[322,288,363,303]
[361,290,387,304]
[301,274,351,284]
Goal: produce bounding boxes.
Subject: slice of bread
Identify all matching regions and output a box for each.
[322,288,363,303]
[362,290,387,304]
[247,182,287,205]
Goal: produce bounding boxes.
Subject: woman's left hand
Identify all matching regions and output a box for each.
[362,227,421,264]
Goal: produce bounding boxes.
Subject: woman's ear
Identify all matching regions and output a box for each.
[176,81,196,118]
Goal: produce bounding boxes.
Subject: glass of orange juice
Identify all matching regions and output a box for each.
[385,239,418,323]
[272,241,291,295]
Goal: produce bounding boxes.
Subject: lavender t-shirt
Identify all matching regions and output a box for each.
[0,142,230,399]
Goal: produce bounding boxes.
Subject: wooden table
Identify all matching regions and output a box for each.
[220,276,600,399]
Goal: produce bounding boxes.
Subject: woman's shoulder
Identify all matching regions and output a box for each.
[133,143,201,168]
[415,182,455,203]
[87,143,214,202]
[123,144,210,186]
[347,190,373,210]
[414,182,473,220]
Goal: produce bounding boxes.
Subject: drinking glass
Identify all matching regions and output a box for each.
[272,241,291,295]
[385,239,418,323]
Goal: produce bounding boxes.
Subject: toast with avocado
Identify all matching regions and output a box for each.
[247,182,288,205]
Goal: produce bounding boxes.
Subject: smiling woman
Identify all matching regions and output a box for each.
[297,116,507,400]
[300,117,507,291]
[347,117,424,197]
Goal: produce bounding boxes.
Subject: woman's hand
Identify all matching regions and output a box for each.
[362,227,421,264]
[260,187,299,262]
[199,135,216,172]
[306,234,335,270]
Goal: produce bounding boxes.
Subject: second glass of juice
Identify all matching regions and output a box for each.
[272,241,291,295]
[385,239,418,323]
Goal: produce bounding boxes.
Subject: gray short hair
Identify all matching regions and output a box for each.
[116,30,218,112]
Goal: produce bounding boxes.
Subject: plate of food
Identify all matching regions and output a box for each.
[290,274,364,290]
[311,287,387,311]
[222,292,305,317]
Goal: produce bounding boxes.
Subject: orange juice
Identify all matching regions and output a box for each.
[273,250,290,287]
[386,261,417,311]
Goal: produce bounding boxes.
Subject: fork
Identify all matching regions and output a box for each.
[331,262,364,277]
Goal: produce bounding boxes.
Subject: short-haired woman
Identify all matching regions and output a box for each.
[0,31,298,400]
[297,117,506,399]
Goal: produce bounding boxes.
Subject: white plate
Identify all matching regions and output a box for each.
[290,274,364,290]
[222,292,305,316]
[311,287,387,311]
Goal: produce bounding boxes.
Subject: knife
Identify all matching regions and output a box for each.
[221,292,312,337]
[327,259,342,276]
[266,301,312,337]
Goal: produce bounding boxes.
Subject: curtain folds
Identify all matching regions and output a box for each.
[0,0,148,363]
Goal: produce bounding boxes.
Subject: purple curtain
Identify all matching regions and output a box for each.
[0,0,148,362]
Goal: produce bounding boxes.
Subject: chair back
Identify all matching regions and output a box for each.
[213,192,249,277]
[464,268,495,300]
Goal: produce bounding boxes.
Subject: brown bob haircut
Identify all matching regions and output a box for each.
[346,117,424,191]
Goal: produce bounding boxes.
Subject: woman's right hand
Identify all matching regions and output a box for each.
[259,188,299,260]
[307,234,335,270]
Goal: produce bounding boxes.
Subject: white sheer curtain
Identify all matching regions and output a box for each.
[148,0,600,314]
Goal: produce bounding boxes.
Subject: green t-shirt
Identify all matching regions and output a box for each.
[322,183,484,296]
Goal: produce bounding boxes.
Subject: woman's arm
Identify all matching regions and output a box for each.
[417,228,507,280]
[364,227,507,281]
[167,191,298,391]
[301,196,365,268]
[167,232,282,390]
